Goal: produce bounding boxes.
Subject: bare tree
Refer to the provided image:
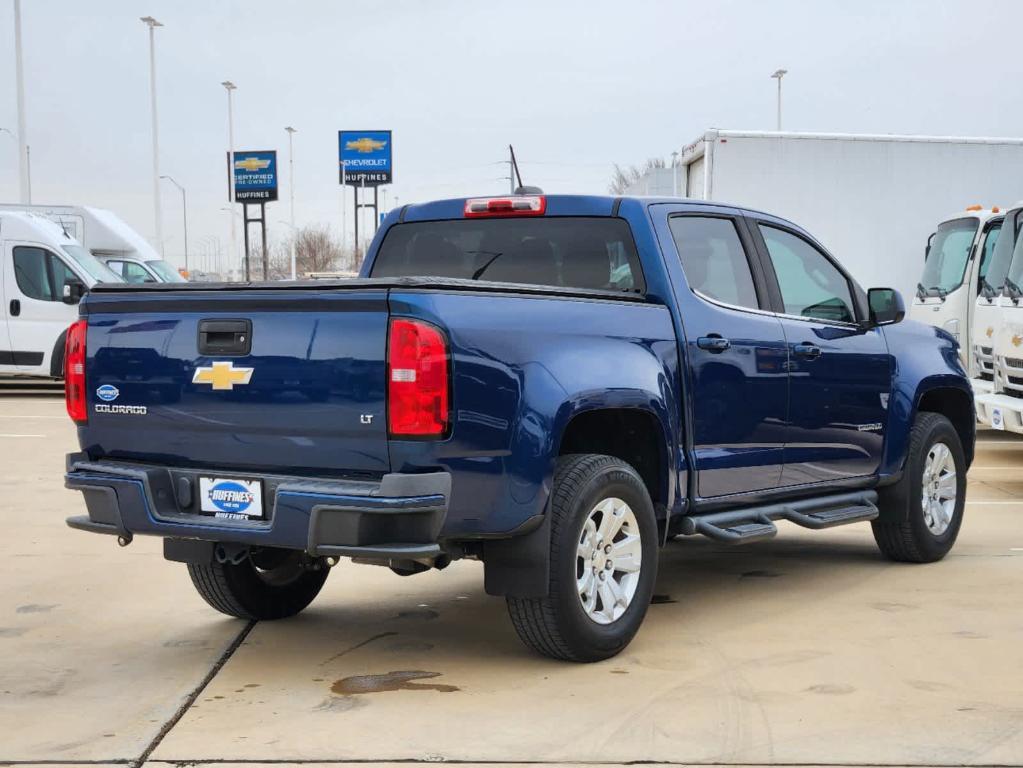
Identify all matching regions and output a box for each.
[269,225,359,279]
[608,157,667,194]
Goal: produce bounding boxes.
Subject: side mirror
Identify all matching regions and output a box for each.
[62,278,86,305]
[867,287,905,327]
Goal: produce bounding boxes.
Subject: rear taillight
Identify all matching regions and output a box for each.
[65,319,88,423]
[387,318,450,437]
[464,195,546,217]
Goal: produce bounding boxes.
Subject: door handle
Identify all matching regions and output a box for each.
[697,335,731,352]
[9,299,20,317]
[793,342,822,359]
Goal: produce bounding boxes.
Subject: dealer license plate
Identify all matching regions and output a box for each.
[198,477,264,520]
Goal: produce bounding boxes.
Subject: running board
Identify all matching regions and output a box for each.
[679,490,879,544]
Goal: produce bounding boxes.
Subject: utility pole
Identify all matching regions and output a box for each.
[13,0,30,203]
[771,68,787,131]
[141,16,164,253]
[221,81,237,273]
[285,126,297,279]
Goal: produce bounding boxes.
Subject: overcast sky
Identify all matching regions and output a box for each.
[2,0,1022,270]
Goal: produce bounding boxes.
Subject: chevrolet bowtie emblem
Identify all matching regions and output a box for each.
[193,361,254,391]
[234,157,271,171]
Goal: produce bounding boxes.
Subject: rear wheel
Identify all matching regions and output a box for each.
[506,454,658,662]
[872,412,966,563]
[188,548,329,620]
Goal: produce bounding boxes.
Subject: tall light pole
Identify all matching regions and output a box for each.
[13,0,30,203]
[0,127,30,201]
[771,68,787,131]
[160,175,188,272]
[141,16,164,253]
[221,81,238,273]
[285,126,297,280]
[671,150,679,197]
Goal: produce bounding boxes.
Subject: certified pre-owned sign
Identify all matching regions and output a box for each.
[339,130,392,185]
[230,150,278,202]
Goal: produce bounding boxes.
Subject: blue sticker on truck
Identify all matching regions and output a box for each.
[96,384,119,402]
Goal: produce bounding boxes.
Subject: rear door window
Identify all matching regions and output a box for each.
[371,217,644,293]
[667,216,760,309]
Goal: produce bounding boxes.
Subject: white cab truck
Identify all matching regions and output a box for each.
[909,206,1004,371]
[667,130,1023,300]
[0,210,122,377]
[976,205,1023,431]
[0,204,184,284]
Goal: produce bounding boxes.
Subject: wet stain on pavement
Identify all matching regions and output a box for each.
[805,683,855,695]
[740,570,782,579]
[0,627,28,637]
[331,670,459,694]
[15,603,58,614]
[650,594,677,604]
[315,694,368,712]
[396,608,440,621]
[321,631,398,666]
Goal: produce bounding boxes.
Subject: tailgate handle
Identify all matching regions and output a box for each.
[198,319,252,356]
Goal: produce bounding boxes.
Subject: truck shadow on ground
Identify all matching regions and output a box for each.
[241,530,893,675]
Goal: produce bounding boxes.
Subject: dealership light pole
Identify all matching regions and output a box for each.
[771,68,787,131]
[222,81,237,270]
[671,150,679,197]
[13,0,30,203]
[285,126,297,279]
[141,16,164,253]
[0,127,31,201]
[160,175,188,272]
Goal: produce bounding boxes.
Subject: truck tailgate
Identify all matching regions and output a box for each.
[79,289,390,476]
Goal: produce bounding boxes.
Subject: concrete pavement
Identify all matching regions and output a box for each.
[1,390,1021,766]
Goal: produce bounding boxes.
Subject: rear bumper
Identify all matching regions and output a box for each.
[64,453,451,560]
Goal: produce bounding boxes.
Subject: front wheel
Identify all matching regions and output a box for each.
[872,412,966,563]
[188,547,329,620]
[506,454,658,662]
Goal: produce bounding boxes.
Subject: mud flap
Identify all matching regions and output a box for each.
[482,513,551,598]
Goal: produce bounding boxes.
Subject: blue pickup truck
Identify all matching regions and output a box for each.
[63,194,973,661]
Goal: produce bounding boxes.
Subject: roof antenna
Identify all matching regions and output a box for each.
[509,144,543,195]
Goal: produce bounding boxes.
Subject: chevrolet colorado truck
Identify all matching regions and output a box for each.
[63,194,974,662]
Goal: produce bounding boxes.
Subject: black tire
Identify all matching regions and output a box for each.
[506,454,658,662]
[872,412,966,563]
[187,548,329,620]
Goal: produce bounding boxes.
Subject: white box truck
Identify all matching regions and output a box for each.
[673,130,1023,300]
[0,204,184,283]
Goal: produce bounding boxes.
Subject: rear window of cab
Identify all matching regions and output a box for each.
[370,217,645,293]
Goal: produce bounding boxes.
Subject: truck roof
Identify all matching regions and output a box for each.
[0,209,82,247]
[0,203,160,260]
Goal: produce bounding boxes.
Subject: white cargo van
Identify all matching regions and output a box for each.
[0,204,185,284]
[0,211,122,378]
[910,206,1003,370]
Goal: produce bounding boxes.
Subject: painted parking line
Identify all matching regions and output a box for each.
[0,433,46,438]
[966,500,1023,505]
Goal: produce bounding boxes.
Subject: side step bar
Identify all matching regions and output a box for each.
[679,490,879,544]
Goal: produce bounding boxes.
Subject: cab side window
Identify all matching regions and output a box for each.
[13,247,56,301]
[122,262,155,283]
[759,225,856,323]
[977,222,1002,294]
[13,246,79,302]
[668,216,760,310]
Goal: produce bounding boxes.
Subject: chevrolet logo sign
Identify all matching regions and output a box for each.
[235,157,271,172]
[192,361,254,391]
[345,137,387,153]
